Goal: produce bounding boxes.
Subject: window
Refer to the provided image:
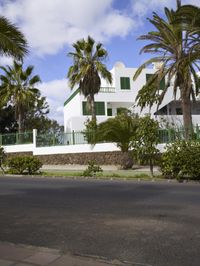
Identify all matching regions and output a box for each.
[154,105,167,115]
[146,74,165,90]
[120,77,130,90]
[96,102,105,115]
[107,108,112,116]
[176,108,182,115]
[82,102,105,115]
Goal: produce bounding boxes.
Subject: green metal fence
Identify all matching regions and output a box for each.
[0,132,33,146]
[158,127,200,143]
[36,131,89,147]
[36,127,200,147]
[1,127,200,148]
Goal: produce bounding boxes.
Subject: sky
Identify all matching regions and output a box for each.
[0,0,199,125]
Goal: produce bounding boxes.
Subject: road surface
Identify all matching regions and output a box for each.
[0,177,199,266]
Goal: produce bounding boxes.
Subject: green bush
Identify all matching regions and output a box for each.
[82,160,103,177]
[6,156,43,175]
[160,141,200,180]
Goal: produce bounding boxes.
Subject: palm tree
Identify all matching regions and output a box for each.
[177,0,181,8]
[67,36,112,123]
[0,16,28,60]
[95,111,139,169]
[0,61,41,134]
[133,4,200,139]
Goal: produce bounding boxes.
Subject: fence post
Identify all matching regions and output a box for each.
[168,128,171,143]
[196,124,199,140]
[52,134,55,146]
[33,129,37,148]
[16,132,19,144]
[72,130,75,145]
[0,134,2,146]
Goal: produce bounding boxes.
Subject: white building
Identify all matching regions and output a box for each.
[64,62,200,132]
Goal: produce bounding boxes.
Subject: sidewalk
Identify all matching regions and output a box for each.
[41,164,120,171]
[0,241,129,266]
[42,164,160,172]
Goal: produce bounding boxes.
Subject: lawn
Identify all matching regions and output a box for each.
[42,168,163,180]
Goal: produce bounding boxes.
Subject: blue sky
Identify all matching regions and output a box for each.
[0,0,198,124]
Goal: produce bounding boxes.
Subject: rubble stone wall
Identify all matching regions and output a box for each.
[5,151,124,165]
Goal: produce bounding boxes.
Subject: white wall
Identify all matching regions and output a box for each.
[4,144,35,153]
[156,114,200,127]
[34,143,120,155]
[64,91,81,132]
[3,141,166,155]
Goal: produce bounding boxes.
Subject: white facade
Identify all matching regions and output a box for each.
[64,62,200,132]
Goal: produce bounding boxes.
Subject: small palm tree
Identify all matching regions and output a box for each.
[0,16,28,60]
[0,61,41,134]
[96,111,139,169]
[67,36,112,122]
[133,3,200,139]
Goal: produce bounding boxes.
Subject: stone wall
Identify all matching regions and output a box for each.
[36,151,124,165]
[6,152,33,159]
[5,151,125,165]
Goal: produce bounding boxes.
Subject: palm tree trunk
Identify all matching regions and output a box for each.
[121,151,133,169]
[17,105,25,143]
[18,112,23,134]
[90,94,96,123]
[18,112,23,144]
[181,95,193,140]
[149,157,154,177]
[177,0,181,8]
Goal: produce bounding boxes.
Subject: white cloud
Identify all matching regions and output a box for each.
[94,11,134,40]
[0,0,199,57]
[130,0,200,28]
[131,0,175,18]
[183,0,200,5]
[38,79,70,125]
[0,0,134,56]
[0,56,13,66]
[131,0,200,19]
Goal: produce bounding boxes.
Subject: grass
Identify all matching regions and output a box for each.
[41,169,163,180]
[0,167,164,181]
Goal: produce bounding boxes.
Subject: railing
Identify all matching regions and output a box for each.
[99,87,115,93]
[0,132,33,146]
[158,127,200,143]
[36,131,89,147]
[1,127,200,148]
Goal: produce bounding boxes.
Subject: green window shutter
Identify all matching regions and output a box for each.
[82,102,91,115]
[146,74,153,82]
[159,78,165,90]
[146,74,165,90]
[120,77,130,90]
[95,102,105,115]
[107,108,112,116]
[82,101,105,115]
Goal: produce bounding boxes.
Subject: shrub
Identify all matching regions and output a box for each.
[6,156,43,175]
[82,160,103,177]
[131,115,159,176]
[160,141,200,180]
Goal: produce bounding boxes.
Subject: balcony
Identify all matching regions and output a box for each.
[99,87,115,93]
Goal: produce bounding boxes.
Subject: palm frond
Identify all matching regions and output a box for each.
[0,16,28,60]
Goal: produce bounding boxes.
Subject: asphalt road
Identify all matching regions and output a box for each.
[0,177,199,266]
